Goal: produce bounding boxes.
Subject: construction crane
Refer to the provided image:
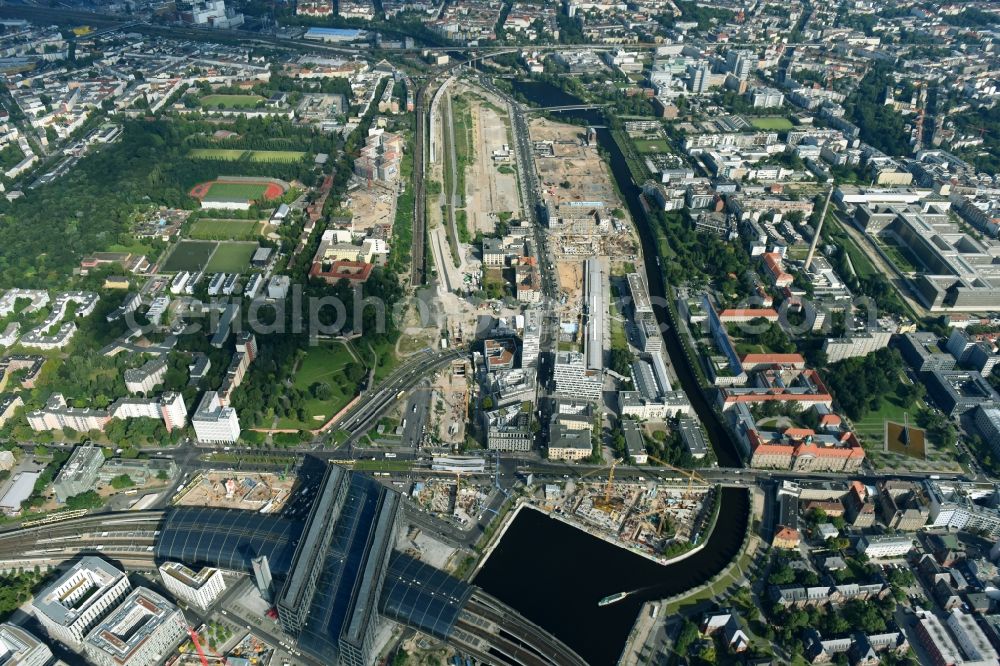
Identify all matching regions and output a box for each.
[603,458,623,506]
[644,455,707,497]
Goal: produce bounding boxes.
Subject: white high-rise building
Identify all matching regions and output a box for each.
[553,351,602,401]
[32,557,131,646]
[192,391,240,444]
[158,563,226,611]
[521,309,541,369]
[82,588,187,666]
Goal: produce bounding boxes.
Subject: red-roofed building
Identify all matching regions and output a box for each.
[749,427,865,472]
[309,260,374,284]
[739,353,806,372]
[718,308,780,323]
[773,526,801,549]
[762,252,793,287]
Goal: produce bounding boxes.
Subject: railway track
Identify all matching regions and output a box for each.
[410,85,428,287]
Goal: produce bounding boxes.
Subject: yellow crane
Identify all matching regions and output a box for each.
[644,454,707,497]
[579,459,624,511]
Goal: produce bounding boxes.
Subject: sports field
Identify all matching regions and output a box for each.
[276,342,360,429]
[750,116,794,131]
[200,94,266,109]
[189,149,306,163]
[161,240,217,272]
[189,179,285,205]
[205,242,258,272]
[189,219,261,241]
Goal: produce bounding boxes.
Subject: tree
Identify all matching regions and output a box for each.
[675,619,700,655]
[64,490,103,510]
[110,474,135,490]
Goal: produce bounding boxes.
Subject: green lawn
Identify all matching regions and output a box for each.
[161,240,217,272]
[276,342,359,429]
[200,94,266,109]
[609,300,627,351]
[203,182,269,203]
[750,116,794,131]
[853,395,910,441]
[189,219,261,241]
[352,460,413,472]
[189,148,306,163]
[633,138,672,154]
[205,242,257,272]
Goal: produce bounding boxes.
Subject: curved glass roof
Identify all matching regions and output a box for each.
[381,553,472,639]
[155,507,303,576]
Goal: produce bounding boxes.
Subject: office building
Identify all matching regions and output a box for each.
[32,557,131,646]
[584,257,605,373]
[900,332,956,373]
[192,391,240,444]
[52,444,104,503]
[925,370,1000,417]
[0,623,52,666]
[82,588,187,666]
[521,309,541,369]
[159,563,225,611]
[483,404,533,452]
[621,418,648,464]
[914,609,998,666]
[548,423,592,461]
[926,481,1000,538]
[974,406,1000,458]
[553,351,602,401]
[857,535,914,559]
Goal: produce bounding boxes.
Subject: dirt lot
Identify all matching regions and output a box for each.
[461,86,521,235]
[175,472,294,513]
[345,183,396,235]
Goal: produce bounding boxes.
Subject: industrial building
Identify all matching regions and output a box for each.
[584,257,605,373]
[32,557,131,646]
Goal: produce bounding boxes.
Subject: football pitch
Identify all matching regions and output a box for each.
[202,182,270,203]
[189,149,306,163]
[205,242,258,272]
[161,240,217,272]
[189,219,261,241]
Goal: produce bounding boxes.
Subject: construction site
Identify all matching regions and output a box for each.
[530,117,639,316]
[538,461,716,563]
[427,358,471,448]
[173,472,295,513]
[410,478,491,528]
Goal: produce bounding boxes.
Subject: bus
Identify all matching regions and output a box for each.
[385,453,397,459]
